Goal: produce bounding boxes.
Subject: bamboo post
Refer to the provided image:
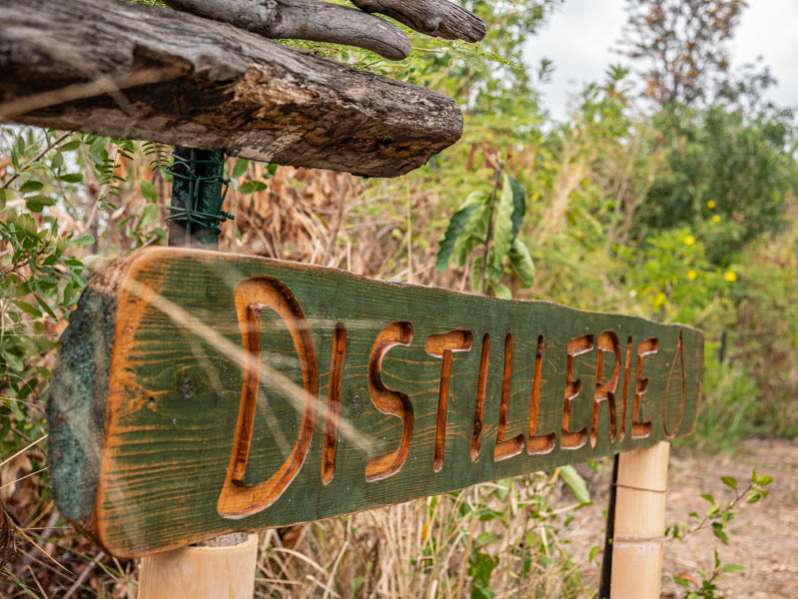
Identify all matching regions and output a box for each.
[138,533,259,599]
[137,147,258,599]
[610,441,670,599]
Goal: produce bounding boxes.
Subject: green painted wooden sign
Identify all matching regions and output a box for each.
[49,247,702,557]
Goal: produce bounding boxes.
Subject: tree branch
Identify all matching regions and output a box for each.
[351,0,486,42]
[164,0,411,60]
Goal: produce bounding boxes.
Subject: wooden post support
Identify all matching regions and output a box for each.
[138,533,259,599]
[610,441,670,599]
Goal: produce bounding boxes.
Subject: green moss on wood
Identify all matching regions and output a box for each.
[47,288,115,529]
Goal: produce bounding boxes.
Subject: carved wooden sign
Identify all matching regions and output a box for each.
[49,248,702,557]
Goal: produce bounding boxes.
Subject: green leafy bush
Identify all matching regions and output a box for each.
[636,106,798,265]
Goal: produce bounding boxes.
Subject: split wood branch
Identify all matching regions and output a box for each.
[351,0,486,41]
[163,0,411,60]
[163,0,486,59]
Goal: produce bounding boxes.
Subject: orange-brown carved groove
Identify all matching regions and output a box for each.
[527,335,556,455]
[470,334,491,463]
[321,323,347,485]
[494,333,524,462]
[590,331,621,448]
[619,337,633,442]
[632,338,659,439]
[662,332,686,439]
[217,277,318,520]
[425,330,473,473]
[561,335,593,450]
[365,322,414,482]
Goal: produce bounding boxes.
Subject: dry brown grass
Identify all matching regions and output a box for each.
[255,474,586,598]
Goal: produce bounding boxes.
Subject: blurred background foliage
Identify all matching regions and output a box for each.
[1,0,796,596]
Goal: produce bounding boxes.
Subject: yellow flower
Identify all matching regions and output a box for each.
[687,270,697,280]
[683,234,696,246]
[707,199,717,209]
[724,270,738,282]
[654,292,667,307]
[712,214,721,223]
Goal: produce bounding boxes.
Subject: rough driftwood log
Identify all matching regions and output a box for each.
[0,0,463,177]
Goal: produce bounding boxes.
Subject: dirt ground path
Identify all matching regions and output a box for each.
[566,439,798,598]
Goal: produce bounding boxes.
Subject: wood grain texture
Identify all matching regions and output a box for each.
[48,247,703,557]
[0,0,462,177]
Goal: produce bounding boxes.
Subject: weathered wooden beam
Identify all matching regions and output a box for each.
[48,247,702,557]
[0,0,462,177]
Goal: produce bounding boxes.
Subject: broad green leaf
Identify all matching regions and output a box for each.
[509,238,535,287]
[20,180,43,193]
[58,173,83,184]
[455,234,481,268]
[721,563,745,573]
[754,473,773,486]
[720,475,737,491]
[232,158,250,179]
[492,282,512,299]
[239,180,267,194]
[25,195,55,212]
[63,284,76,306]
[509,175,526,238]
[34,294,57,320]
[559,465,591,504]
[15,299,42,318]
[491,174,515,274]
[436,204,478,271]
[59,139,82,152]
[140,180,158,201]
[72,234,95,247]
[90,136,109,163]
[711,522,729,545]
[2,350,25,372]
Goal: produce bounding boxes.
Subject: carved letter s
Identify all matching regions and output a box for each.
[365,322,414,482]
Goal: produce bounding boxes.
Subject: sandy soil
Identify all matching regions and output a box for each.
[565,439,798,598]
